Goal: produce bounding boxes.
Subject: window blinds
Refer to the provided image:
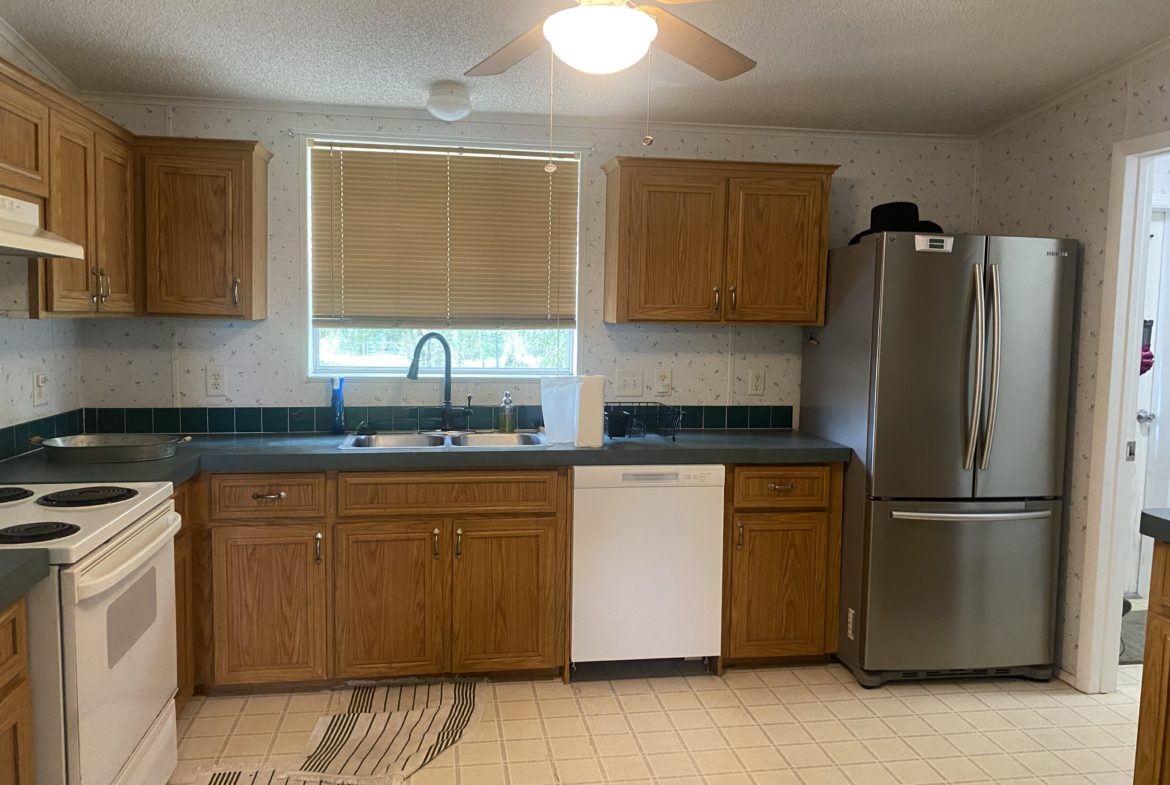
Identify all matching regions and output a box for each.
[310,142,580,328]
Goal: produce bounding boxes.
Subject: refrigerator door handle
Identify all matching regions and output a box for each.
[964,263,986,470]
[980,264,1003,471]
[890,510,1052,522]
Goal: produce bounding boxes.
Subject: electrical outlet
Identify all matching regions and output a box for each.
[749,369,765,396]
[616,369,642,398]
[32,372,48,407]
[655,369,672,396]
[206,364,226,397]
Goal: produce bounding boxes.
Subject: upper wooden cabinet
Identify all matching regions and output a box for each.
[139,138,271,319]
[45,109,96,313]
[603,157,836,325]
[0,77,48,197]
[92,132,136,313]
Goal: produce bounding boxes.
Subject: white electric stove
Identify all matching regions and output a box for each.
[0,482,180,785]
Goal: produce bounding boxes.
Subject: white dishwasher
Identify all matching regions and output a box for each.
[572,465,725,663]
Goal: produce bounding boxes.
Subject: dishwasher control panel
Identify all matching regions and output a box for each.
[574,465,726,489]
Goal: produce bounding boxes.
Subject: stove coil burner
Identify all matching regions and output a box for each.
[36,486,139,508]
[0,488,34,504]
[0,521,81,543]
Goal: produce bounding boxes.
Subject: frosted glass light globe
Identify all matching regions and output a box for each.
[542,4,658,75]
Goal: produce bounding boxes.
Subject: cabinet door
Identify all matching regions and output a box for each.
[728,512,829,658]
[0,678,34,785]
[145,153,245,316]
[451,517,564,672]
[46,110,96,312]
[725,175,828,323]
[335,521,450,678]
[625,171,727,321]
[173,528,195,712]
[93,132,135,313]
[0,78,48,197]
[212,524,327,684]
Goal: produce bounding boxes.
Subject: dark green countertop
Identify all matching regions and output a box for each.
[0,430,851,485]
[0,549,49,610]
[1142,508,1170,544]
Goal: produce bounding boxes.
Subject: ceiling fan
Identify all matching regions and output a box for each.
[465,0,757,81]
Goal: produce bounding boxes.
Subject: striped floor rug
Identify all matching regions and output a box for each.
[197,680,480,785]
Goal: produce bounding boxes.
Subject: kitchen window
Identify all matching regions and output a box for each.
[307,140,580,377]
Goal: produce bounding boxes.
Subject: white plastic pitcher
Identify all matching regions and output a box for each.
[540,375,606,446]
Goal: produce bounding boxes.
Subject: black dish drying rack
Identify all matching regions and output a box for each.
[604,402,685,441]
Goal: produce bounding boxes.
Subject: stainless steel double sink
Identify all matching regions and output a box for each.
[338,431,548,450]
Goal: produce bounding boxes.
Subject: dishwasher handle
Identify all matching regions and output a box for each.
[620,472,680,484]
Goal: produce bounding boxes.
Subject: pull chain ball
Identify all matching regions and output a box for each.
[544,162,558,173]
[642,135,654,146]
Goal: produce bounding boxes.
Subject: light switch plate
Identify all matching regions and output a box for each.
[655,370,672,396]
[32,372,48,407]
[616,369,642,398]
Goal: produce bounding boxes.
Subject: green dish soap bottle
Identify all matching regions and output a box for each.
[498,390,517,433]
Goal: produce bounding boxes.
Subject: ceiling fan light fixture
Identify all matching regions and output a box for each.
[426,80,472,122]
[542,3,659,75]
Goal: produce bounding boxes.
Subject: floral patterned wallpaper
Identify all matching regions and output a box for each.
[976,44,1170,676]
[61,101,977,416]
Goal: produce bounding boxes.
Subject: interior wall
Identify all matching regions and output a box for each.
[976,43,1170,675]
[72,98,977,411]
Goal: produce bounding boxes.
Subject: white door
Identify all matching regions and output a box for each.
[60,502,180,784]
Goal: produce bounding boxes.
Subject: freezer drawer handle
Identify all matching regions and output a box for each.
[890,511,1052,522]
[964,263,986,470]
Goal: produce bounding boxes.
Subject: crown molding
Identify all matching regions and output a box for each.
[979,33,1170,139]
[0,15,75,94]
[79,90,978,146]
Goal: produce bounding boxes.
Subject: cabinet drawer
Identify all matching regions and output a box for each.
[339,471,559,517]
[0,598,27,693]
[733,466,831,509]
[210,474,327,520]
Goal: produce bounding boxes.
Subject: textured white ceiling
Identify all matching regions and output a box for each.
[4,0,1170,134]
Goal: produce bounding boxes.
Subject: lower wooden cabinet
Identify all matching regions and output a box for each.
[1136,540,1170,783]
[723,464,842,662]
[212,523,328,684]
[0,598,33,784]
[173,526,196,712]
[334,520,449,678]
[451,517,564,672]
[728,512,829,658]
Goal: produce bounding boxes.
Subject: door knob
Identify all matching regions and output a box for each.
[1138,409,1157,424]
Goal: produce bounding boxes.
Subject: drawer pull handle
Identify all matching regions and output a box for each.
[432,528,441,559]
[252,491,288,501]
[767,483,796,492]
[314,531,323,565]
[455,528,463,559]
[736,520,744,551]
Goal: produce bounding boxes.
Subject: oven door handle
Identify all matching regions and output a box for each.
[66,508,181,603]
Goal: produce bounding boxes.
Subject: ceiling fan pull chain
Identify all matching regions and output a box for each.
[545,48,558,174]
[643,48,654,146]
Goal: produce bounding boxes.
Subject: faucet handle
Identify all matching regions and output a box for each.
[464,394,475,416]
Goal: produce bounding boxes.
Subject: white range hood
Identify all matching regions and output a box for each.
[0,194,84,259]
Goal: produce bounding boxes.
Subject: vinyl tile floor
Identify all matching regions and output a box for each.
[169,662,1143,785]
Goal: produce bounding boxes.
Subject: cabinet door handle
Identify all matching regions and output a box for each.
[314,531,323,565]
[455,528,463,559]
[432,528,441,560]
[231,277,241,306]
[90,267,101,304]
[713,286,721,311]
[736,520,744,551]
[251,491,288,501]
[767,483,795,492]
[99,269,110,304]
[730,285,738,311]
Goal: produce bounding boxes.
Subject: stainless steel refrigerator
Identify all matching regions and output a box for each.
[801,232,1077,687]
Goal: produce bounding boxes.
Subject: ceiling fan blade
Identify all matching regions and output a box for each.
[465,22,546,76]
[641,6,756,81]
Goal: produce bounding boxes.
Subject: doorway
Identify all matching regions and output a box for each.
[1079,134,1170,694]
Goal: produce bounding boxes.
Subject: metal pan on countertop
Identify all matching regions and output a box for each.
[30,433,193,463]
